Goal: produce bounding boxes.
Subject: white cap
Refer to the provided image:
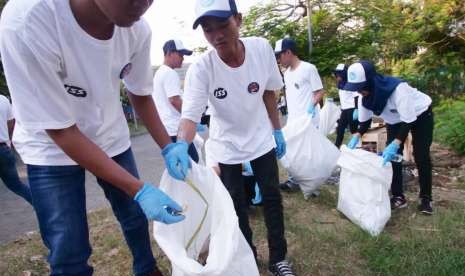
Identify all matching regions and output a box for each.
[344,62,368,91]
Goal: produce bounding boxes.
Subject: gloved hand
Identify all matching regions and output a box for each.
[196,123,206,133]
[382,141,400,166]
[353,109,359,121]
[347,135,360,149]
[161,141,191,180]
[273,129,286,159]
[134,183,185,224]
[307,103,316,117]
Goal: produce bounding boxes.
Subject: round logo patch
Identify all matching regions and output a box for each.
[247,82,260,94]
[119,63,132,79]
[200,0,215,7]
[213,87,227,99]
[349,71,357,82]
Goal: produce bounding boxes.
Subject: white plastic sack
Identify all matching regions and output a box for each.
[281,115,340,198]
[318,100,341,136]
[153,162,259,276]
[337,146,392,236]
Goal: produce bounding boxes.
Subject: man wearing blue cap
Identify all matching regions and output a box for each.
[176,0,296,275]
[275,37,325,193]
[344,60,434,215]
[0,0,189,275]
[153,39,199,162]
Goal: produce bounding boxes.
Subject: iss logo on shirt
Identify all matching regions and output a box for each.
[247,82,260,94]
[65,84,87,98]
[119,63,132,79]
[214,87,228,99]
[294,83,300,89]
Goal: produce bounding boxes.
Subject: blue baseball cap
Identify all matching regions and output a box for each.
[163,39,193,56]
[193,0,238,29]
[274,38,297,55]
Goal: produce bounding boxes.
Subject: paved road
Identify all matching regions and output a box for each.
[0,134,165,244]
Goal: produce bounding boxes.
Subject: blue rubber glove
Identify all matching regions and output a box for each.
[196,123,206,133]
[243,161,253,175]
[161,141,190,180]
[273,129,286,159]
[382,141,400,166]
[134,183,185,224]
[347,135,360,149]
[353,109,359,121]
[307,103,316,117]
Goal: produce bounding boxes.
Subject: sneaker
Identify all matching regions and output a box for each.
[279,180,300,192]
[390,196,407,210]
[269,260,296,276]
[418,198,433,215]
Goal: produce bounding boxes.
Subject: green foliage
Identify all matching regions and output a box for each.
[434,97,465,155]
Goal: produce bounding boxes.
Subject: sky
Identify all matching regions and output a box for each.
[143,0,268,66]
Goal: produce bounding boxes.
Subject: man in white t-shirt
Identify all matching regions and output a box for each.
[0,95,32,205]
[275,37,325,192]
[0,1,190,275]
[176,1,296,275]
[152,39,200,163]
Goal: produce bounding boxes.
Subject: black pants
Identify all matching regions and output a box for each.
[169,136,199,163]
[386,107,434,201]
[219,149,287,264]
[335,108,358,148]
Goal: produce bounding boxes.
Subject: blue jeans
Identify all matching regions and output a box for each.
[27,148,156,276]
[0,144,32,204]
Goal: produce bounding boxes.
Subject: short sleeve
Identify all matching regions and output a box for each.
[393,83,417,123]
[308,65,323,92]
[358,96,373,123]
[0,28,75,130]
[163,70,182,98]
[263,39,284,91]
[123,21,153,96]
[181,62,209,123]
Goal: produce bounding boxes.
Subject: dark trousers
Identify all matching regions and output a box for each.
[219,149,287,265]
[386,107,434,201]
[170,136,199,163]
[0,144,32,204]
[335,108,358,148]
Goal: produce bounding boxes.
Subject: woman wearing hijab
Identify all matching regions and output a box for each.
[344,60,434,215]
[333,63,359,148]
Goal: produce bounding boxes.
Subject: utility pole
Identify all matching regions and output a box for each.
[306,0,312,57]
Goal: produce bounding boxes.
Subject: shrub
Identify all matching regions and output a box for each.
[434,97,465,155]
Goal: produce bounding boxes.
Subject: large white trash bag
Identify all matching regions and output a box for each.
[318,100,341,136]
[337,146,392,236]
[153,162,259,276]
[281,115,340,198]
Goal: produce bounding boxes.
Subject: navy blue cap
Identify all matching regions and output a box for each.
[274,38,297,55]
[193,0,238,29]
[163,39,193,56]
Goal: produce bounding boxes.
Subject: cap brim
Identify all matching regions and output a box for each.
[179,49,193,56]
[193,10,233,29]
[343,81,367,92]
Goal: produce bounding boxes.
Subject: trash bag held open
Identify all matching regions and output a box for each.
[153,162,259,276]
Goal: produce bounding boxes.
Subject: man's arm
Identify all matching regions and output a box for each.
[312,89,325,105]
[47,125,143,197]
[263,90,281,129]
[7,119,14,141]
[169,95,183,113]
[177,118,197,144]
[127,90,171,148]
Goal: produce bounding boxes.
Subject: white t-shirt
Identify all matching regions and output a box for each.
[182,37,284,164]
[152,65,183,136]
[284,61,323,122]
[358,82,432,124]
[0,0,153,165]
[0,95,14,143]
[338,89,357,110]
